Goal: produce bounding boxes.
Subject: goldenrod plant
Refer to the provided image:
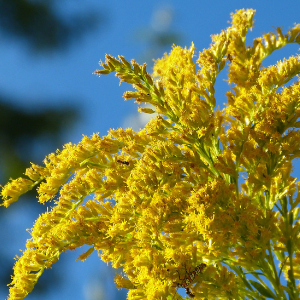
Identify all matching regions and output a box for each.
[2,8,300,300]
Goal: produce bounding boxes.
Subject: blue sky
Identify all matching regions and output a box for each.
[1,1,300,299]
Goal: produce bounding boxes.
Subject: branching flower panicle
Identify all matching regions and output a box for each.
[2,8,300,300]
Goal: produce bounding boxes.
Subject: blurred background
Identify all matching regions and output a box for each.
[0,1,299,299]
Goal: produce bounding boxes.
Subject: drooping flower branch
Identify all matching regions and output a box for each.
[2,9,300,300]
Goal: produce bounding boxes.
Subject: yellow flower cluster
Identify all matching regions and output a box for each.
[2,8,300,300]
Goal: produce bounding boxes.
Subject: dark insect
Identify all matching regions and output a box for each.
[185,287,195,298]
[117,160,129,165]
[227,54,233,63]
[174,263,206,298]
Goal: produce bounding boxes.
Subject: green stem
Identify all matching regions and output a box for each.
[278,195,298,299]
[265,242,287,299]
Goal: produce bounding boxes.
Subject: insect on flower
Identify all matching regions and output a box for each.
[117,160,129,165]
[227,53,233,63]
[185,287,195,298]
[173,263,206,299]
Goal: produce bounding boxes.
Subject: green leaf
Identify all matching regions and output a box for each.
[125,233,133,241]
[152,243,164,251]
[249,280,275,299]
[293,207,299,221]
[232,266,253,291]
